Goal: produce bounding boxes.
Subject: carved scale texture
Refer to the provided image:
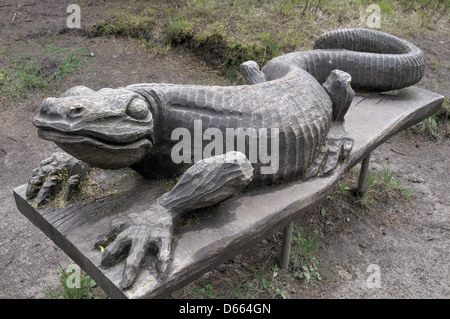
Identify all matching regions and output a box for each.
[128,65,332,183]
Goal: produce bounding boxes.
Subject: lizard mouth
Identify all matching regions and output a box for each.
[37,128,153,169]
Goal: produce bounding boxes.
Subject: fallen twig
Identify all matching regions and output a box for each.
[391,148,405,156]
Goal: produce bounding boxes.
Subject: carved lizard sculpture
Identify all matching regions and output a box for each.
[25,28,425,288]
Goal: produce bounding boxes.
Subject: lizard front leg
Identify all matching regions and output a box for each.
[96,151,254,289]
[26,152,90,205]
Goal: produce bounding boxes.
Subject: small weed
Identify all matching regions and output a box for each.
[0,70,5,85]
[190,283,222,299]
[409,113,441,139]
[429,59,439,70]
[325,165,415,209]
[290,226,323,286]
[295,261,322,285]
[336,181,352,195]
[217,255,294,299]
[43,44,65,53]
[267,266,292,299]
[141,39,152,49]
[291,226,321,261]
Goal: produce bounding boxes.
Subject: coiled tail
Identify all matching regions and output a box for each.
[264,28,425,92]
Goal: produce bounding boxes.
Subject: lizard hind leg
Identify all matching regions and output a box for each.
[304,69,356,180]
[304,123,354,180]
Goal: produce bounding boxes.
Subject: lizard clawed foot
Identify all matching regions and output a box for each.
[96,204,174,289]
[26,152,90,205]
[304,124,353,179]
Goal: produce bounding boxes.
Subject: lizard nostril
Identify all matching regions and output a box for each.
[69,104,85,117]
[41,98,56,114]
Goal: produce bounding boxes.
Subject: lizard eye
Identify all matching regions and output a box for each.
[126,98,149,120]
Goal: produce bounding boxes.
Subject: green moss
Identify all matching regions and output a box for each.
[95,225,123,251]
[154,163,192,192]
[92,190,119,202]
[35,167,71,208]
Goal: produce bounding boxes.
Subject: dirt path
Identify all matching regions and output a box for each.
[317,134,449,298]
[0,0,448,299]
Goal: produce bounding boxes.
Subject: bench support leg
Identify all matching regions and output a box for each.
[280,222,294,270]
[357,153,371,197]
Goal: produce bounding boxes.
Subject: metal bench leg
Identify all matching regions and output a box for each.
[357,153,371,197]
[280,222,294,270]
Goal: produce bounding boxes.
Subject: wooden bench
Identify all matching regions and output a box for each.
[13,86,443,298]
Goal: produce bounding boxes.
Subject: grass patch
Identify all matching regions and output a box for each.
[358,166,415,206]
[238,226,323,298]
[405,98,449,139]
[49,48,87,83]
[191,30,279,82]
[0,57,48,99]
[324,165,415,209]
[164,17,194,46]
[398,0,450,25]
[0,46,91,100]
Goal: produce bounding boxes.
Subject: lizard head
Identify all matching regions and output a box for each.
[33,86,155,169]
